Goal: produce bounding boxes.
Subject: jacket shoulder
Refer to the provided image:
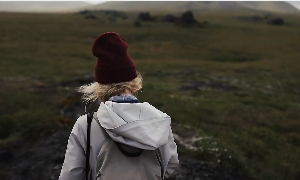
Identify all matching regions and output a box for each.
[73,113,102,135]
[75,114,88,128]
[143,102,171,118]
[69,115,89,146]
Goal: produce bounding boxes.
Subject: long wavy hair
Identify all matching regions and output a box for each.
[77,72,143,102]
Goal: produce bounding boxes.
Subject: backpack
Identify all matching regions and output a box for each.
[85,112,164,180]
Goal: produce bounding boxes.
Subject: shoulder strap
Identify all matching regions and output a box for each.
[93,112,109,139]
[155,149,165,180]
[85,112,93,180]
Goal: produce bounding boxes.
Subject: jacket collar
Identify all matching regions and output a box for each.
[108,94,140,103]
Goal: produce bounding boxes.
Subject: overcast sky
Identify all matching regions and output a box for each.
[84,1,105,4]
[83,1,300,10]
[288,1,300,9]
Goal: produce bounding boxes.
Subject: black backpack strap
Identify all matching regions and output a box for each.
[85,112,93,180]
[155,149,165,180]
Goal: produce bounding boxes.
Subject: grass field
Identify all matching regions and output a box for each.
[0,10,300,180]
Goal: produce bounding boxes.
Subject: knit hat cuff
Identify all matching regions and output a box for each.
[95,65,137,84]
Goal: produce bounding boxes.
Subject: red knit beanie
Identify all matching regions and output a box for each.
[92,32,137,84]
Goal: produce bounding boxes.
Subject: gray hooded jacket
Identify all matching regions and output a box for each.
[59,99,179,180]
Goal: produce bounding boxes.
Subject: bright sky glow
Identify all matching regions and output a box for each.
[84,1,105,4]
[287,1,300,9]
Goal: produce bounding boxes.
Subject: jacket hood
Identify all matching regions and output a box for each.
[96,101,171,150]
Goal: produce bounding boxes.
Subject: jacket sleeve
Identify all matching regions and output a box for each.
[161,127,180,178]
[59,115,87,180]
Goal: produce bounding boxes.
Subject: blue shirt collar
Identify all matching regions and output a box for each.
[108,94,140,103]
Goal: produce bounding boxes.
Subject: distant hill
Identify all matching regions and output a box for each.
[287,1,300,10]
[88,1,299,13]
[0,1,91,13]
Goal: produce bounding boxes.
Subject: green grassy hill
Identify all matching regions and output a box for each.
[88,1,299,13]
[0,10,300,180]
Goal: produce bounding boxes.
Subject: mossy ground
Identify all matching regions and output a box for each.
[0,11,300,180]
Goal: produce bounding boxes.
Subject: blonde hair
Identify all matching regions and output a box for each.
[78,72,143,102]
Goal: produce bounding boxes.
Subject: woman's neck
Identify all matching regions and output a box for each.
[121,88,132,95]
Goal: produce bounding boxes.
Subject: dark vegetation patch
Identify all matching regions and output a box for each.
[172,124,199,139]
[84,14,97,19]
[145,68,287,95]
[0,118,15,139]
[234,67,273,74]
[168,158,250,180]
[99,10,128,20]
[59,92,85,121]
[180,10,196,24]
[238,14,285,25]
[53,74,94,88]
[6,129,70,180]
[146,69,204,78]
[77,10,91,15]
[162,14,179,23]
[78,9,128,21]
[194,138,249,175]
[134,10,209,28]
[209,51,260,62]
[266,18,284,25]
[77,10,98,20]
[161,11,210,27]
[133,20,142,27]
[178,80,238,92]
[137,12,155,22]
